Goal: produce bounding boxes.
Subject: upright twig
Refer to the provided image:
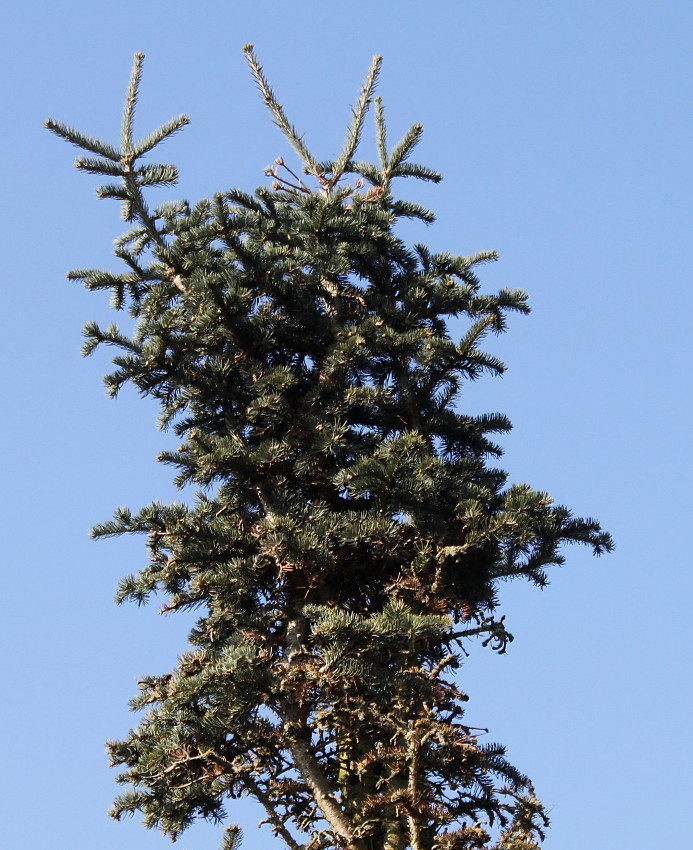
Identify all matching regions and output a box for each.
[331,54,382,186]
[243,44,322,181]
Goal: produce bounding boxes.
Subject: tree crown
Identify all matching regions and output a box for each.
[47,49,611,850]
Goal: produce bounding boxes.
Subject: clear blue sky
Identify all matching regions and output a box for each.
[2,2,691,848]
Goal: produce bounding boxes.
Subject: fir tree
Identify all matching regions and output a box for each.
[47,49,612,850]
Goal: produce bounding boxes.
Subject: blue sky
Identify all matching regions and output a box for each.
[2,1,691,848]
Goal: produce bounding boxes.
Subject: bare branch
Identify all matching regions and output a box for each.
[287,738,355,846]
[244,775,304,850]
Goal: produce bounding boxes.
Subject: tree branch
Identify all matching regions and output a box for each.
[243,774,304,850]
[287,737,355,846]
[283,613,355,846]
[407,729,423,850]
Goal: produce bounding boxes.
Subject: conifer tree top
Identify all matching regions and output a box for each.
[48,49,611,850]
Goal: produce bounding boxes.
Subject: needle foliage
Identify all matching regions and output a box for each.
[48,49,612,850]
